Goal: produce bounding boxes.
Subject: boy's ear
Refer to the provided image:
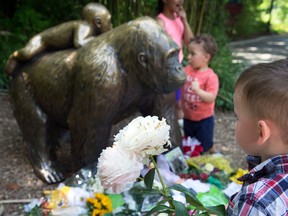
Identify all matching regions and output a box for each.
[257,120,271,145]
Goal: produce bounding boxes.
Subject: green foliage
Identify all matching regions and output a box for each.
[196,0,239,109]
[143,167,226,216]
[144,168,156,189]
[233,0,267,37]
[258,0,288,33]
[107,194,125,211]
[24,203,52,216]
[0,33,22,91]
[210,37,243,110]
[96,0,157,27]
[12,6,51,37]
[0,45,9,91]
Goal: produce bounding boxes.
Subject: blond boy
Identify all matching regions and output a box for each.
[227,59,288,215]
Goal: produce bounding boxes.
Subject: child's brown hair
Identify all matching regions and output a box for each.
[189,34,218,60]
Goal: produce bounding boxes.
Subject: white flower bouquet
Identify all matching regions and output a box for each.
[97,116,225,215]
[24,116,226,216]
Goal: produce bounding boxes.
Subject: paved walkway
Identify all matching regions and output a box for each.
[230,34,288,69]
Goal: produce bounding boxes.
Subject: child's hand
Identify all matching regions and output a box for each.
[177,5,187,21]
[191,78,200,93]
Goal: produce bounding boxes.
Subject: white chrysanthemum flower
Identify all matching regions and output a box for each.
[97,146,143,193]
[113,116,171,162]
[66,187,93,207]
[56,183,93,207]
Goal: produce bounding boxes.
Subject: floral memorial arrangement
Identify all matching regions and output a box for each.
[24,116,230,216]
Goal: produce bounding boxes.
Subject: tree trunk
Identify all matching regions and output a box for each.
[266,0,276,33]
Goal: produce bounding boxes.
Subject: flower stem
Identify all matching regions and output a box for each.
[150,156,174,214]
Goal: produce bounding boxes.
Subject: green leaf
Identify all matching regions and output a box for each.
[198,212,210,215]
[145,204,171,216]
[172,200,190,216]
[169,184,226,215]
[169,184,204,208]
[204,204,226,216]
[144,168,155,189]
[157,198,170,205]
[186,194,206,209]
[107,194,124,210]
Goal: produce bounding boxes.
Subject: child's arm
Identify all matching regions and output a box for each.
[191,79,217,103]
[177,5,193,46]
[74,23,94,48]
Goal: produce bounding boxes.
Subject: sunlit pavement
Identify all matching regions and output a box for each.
[230,34,288,69]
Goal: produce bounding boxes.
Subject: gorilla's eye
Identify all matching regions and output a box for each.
[166,49,179,59]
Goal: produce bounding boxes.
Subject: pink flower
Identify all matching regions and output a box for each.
[97,146,143,193]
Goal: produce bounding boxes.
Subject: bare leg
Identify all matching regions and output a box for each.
[5,35,45,76]
[14,35,45,61]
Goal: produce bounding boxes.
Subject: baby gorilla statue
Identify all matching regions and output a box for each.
[5,2,112,75]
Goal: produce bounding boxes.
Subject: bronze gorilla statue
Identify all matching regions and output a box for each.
[9,16,186,183]
[5,2,112,75]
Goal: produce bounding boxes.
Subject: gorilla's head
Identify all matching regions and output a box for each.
[111,17,187,94]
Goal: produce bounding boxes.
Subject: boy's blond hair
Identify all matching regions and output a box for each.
[235,59,288,143]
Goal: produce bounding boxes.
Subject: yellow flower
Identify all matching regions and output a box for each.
[230,168,248,184]
[92,209,101,216]
[87,193,113,216]
[44,186,70,209]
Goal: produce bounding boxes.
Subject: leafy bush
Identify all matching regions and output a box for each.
[205,1,242,110]
[211,47,242,110]
[0,33,24,91]
[233,0,269,38]
[210,35,243,110]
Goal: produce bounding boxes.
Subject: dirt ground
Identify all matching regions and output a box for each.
[0,93,246,215]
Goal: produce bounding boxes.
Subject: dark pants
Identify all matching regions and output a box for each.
[183,116,214,152]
